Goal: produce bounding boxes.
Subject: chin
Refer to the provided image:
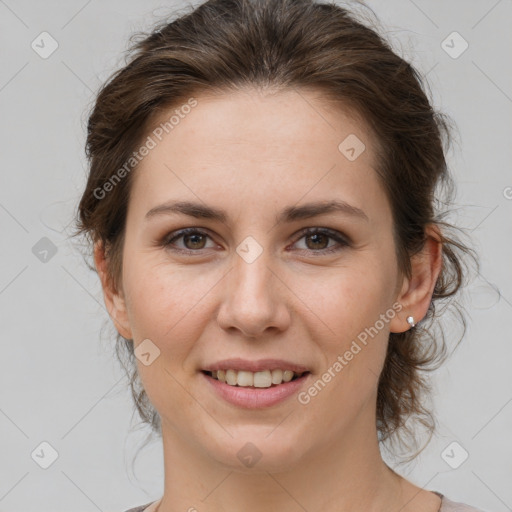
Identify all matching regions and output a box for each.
[204,427,310,474]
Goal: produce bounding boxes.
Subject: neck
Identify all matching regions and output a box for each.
[155,410,409,512]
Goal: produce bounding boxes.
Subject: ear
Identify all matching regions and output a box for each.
[389,225,443,333]
[93,240,133,339]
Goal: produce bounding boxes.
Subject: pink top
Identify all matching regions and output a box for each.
[124,493,486,512]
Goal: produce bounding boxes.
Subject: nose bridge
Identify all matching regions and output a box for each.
[217,239,288,336]
[233,242,276,310]
[233,246,272,300]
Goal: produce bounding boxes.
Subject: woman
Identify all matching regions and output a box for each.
[74,0,485,510]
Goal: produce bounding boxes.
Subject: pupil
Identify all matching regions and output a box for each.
[307,233,327,250]
[185,234,205,249]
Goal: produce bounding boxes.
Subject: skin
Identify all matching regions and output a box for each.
[95,87,443,512]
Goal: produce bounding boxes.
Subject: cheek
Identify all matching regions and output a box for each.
[299,259,397,403]
[122,258,218,417]
[302,261,397,343]
[122,261,253,432]
[122,254,218,348]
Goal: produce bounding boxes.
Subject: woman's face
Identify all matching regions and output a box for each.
[104,87,409,471]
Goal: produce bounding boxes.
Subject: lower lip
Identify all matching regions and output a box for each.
[202,372,310,409]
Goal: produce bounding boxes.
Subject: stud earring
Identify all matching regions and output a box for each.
[406,316,416,328]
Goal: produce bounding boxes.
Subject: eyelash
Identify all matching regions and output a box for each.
[161,227,350,256]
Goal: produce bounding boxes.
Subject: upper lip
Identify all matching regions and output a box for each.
[202,358,310,373]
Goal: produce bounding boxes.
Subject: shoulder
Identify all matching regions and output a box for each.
[440,495,487,512]
[123,503,154,512]
[123,497,161,512]
[123,496,489,512]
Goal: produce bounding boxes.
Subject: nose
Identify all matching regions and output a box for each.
[216,250,291,339]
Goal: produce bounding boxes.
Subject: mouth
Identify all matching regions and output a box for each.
[202,369,310,388]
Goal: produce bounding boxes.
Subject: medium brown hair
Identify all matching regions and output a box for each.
[74,0,477,457]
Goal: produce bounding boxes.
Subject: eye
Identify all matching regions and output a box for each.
[161,227,350,255]
[162,228,217,253]
[291,227,350,254]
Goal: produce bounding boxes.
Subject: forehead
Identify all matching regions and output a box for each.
[143,87,374,162]
[129,87,389,224]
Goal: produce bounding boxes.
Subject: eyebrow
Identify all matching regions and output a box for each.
[145,199,369,224]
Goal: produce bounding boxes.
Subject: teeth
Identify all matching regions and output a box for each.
[283,370,294,382]
[253,370,271,388]
[226,369,237,385]
[237,370,253,387]
[208,369,305,387]
[271,369,283,384]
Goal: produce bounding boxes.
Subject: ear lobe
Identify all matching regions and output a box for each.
[93,240,133,340]
[389,226,443,334]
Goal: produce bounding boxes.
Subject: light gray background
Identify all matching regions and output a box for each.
[1,0,511,511]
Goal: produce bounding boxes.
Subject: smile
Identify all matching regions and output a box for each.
[202,369,311,409]
[204,369,308,388]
